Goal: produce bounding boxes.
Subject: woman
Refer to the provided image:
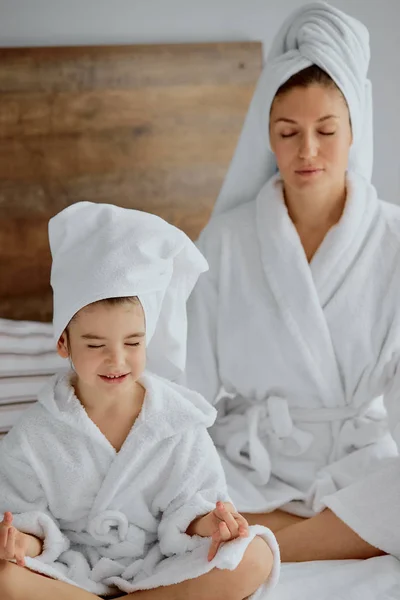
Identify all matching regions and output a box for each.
[186,2,400,563]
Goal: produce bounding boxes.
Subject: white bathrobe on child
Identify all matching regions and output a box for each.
[0,371,279,596]
[0,202,279,596]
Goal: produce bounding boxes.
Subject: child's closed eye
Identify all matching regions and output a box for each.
[87,342,141,349]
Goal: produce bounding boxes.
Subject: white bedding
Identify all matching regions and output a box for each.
[267,555,400,600]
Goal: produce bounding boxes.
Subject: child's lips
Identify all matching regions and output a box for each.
[99,373,130,384]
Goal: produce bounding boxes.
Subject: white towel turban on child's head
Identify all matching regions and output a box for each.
[212,1,373,217]
[49,202,208,380]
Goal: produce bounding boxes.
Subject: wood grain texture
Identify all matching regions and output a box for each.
[0,42,262,322]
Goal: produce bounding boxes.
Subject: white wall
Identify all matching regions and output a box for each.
[0,0,399,203]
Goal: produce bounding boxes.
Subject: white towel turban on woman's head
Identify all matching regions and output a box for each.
[49,202,208,380]
[212,1,373,217]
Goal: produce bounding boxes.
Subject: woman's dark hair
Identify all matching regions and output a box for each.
[275,64,340,98]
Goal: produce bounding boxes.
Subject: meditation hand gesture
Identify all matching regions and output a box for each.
[0,512,30,567]
[187,501,250,561]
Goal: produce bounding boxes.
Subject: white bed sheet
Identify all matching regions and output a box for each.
[265,555,400,599]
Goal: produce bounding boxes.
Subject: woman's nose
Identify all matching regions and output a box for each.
[298,133,318,160]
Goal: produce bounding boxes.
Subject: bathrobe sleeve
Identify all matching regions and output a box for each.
[0,434,70,563]
[383,356,400,448]
[186,229,222,404]
[324,355,400,557]
[156,426,281,593]
[157,427,231,556]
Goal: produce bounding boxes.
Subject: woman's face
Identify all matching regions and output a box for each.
[269,85,353,195]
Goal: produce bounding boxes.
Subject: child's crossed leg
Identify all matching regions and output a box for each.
[0,536,272,600]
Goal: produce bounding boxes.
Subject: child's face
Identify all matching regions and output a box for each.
[57,301,146,393]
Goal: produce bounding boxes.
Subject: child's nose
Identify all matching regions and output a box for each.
[106,347,125,366]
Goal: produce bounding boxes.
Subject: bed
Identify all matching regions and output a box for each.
[1,40,399,600]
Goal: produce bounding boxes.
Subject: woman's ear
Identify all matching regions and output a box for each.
[57,331,70,359]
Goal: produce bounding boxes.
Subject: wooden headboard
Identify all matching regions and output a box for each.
[0,42,262,322]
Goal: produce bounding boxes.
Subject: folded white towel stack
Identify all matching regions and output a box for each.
[0,318,66,438]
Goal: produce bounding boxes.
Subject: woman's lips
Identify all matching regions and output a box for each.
[295,168,324,176]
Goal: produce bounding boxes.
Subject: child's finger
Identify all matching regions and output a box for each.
[214,503,239,538]
[0,511,13,551]
[239,525,249,537]
[2,512,13,526]
[208,520,239,562]
[228,512,249,529]
[219,502,235,513]
[15,535,27,567]
[15,548,26,567]
[0,524,8,549]
[207,532,221,562]
[222,511,239,537]
[219,521,232,542]
[234,513,250,532]
[5,526,16,559]
[0,515,13,558]
[214,501,231,518]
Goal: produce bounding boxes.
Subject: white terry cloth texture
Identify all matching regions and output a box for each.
[187,0,400,579]
[0,375,51,403]
[0,203,280,595]
[212,1,373,217]
[0,320,66,435]
[0,353,66,378]
[0,318,54,354]
[187,171,400,519]
[49,201,208,381]
[0,318,65,377]
[0,372,280,597]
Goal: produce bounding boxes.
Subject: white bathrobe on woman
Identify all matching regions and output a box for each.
[187,171,400,527]
[187,2,400,558]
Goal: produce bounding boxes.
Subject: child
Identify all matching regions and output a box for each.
[0,202,279,600]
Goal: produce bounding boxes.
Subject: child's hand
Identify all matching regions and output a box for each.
[187,501,249,561]
[207,502,249,561]
[0,512,30,566]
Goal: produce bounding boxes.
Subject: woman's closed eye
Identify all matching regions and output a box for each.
[279,130,336,138]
